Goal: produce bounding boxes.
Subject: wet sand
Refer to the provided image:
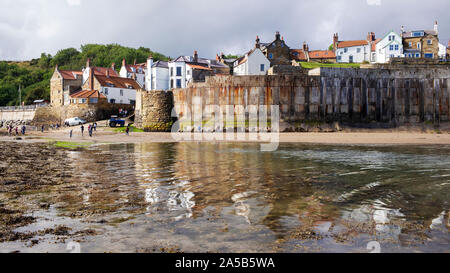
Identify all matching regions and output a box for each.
[1,126,450,145]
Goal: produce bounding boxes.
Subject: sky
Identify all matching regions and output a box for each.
[0,0,449,61]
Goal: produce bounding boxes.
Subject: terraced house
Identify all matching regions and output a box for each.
[81,69,141,105]
[402,21,439,59]
[333,32,377,63]
[168,50,229,89]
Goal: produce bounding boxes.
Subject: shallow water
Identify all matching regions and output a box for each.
[0,142,449,253]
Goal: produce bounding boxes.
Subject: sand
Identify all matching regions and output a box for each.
[1,124,450,145]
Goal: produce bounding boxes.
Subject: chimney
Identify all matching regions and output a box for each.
[106,69,110,78]
[333,33,339,53]
[111,63,115,71]
[255,35,260,49]
[88,67,94,90]
[147,54,153,60]
[86,58,91,68]
[303,41,308,52]
[122,58,126,67]
[367,32,375,42]
[216,54,220,61]
[434,20,438,34]
[275,31,281,40]
[133,59,137,65]
[132,73,136,80]
[193,50,198,63]
[55,64,59,71]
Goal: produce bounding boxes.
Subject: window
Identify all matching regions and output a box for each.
[413,31,424,37]
[415,53,420,58]
[424,53,433,58]
[395,45,399,50]
[344,48,348,53]
[349,55,354,63]
[337,56,342,61]
[170,67,173,76]
[260,64,265,72]
[176,67,182,76]
[110,99,116,104]
[176,79,182,88]
[427,40,432,45]
[390,45,394,51]
[293,52,298,56]
[104,88,109,95]
[120,90,123,96]
[357,48,361,53]
[268,53,273,59]
[170,79,173,89]
[417,43,421,49]
[408,42,412,47]
[187,70,191,76]
[89,98,98,104]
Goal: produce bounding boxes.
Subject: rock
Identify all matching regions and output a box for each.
[332,122,341,132]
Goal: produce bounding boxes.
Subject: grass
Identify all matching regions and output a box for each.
[299,62,360,69]
[52,141,93,149]
[113,125,144,133]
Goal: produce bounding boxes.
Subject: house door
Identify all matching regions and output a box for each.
[349,55,354,63]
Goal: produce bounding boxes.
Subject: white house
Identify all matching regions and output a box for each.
[145,56,170,91]
[336,40,370,63]
[119,59,146,89]
[82,72,141,105]
[233,48,270,76]
[438,43,447,59]
[375,31,404,63]
[82,58,119,85]
[169,51,229,89]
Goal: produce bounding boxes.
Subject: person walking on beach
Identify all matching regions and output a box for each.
[88,125,93,137]
[69,129,73,139]
[93,122,97,132]
[41,124,45,133]
[126,124,130,136]
[21,125,26,135]
[15,127,18,136]
[81,125,84,136]
[8,125,12,136]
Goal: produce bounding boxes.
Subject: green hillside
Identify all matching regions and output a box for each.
[0,44,169,106]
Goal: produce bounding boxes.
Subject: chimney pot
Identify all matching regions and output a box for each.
[122,58,126,67]
[86,58,91,68]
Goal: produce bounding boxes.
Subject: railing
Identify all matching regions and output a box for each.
[0,104,49,111]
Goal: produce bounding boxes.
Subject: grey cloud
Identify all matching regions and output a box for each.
[0,0,449,60]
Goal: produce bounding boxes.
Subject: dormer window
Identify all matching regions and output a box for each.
[106,82,115,87]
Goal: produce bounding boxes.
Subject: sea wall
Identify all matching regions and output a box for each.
[170,67,449,129]
[135,90,174,131]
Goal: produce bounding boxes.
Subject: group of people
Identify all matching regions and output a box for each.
[77,122,97,138]
[7,124,26,136]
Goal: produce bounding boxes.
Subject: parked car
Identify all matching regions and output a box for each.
[64,117,87,126]
[109,116,125,127]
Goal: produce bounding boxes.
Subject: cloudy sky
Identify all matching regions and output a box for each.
[0,0,449,60]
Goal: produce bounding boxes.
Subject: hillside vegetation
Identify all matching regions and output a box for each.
[0,44,169,106]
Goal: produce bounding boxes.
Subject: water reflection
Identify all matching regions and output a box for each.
[2,142,449,252]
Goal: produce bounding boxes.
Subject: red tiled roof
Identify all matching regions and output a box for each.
[290,49,307,61]
[124,64,146,74]
[92,67,119,77]
[59,70,82,80]
[95,75,142,89]
[309,50,336,59]
[337,40,368,48]
[187,64,212,70]
[70,89,106,99]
